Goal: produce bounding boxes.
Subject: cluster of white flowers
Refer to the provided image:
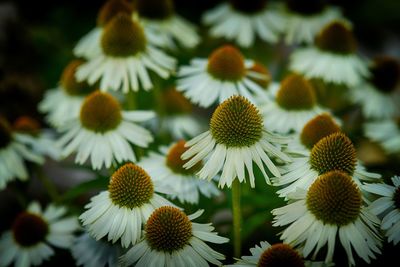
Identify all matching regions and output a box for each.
[0,0,399,266]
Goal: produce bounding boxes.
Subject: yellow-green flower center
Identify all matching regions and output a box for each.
[307,171,362,225]
[135,0,174,20]
[369,56,400,93]
[0,117,12,149]
[315,21,357,55]
[310,132,357,175]
[300,114,341,149]
[166,140,202,175]
[109,163,154,209]
[207,45,246,82]
[286,0,325,15]
[80,91,122,133]
[61,60,94,96]
[97,0,134,27]
[210,95,263,147]
[101,13,146,57]
[161,88,193,115]
[257,243,305,267]
[249,62,271,88]
[12,212,49,247]
[145,206,192,253]
[13,116,41,136]
[276,73,317,110]
[230,0,268,14]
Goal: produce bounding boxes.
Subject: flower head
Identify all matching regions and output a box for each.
[273,171,382,265]
[289,21,368,86]
[0,202,79,267]
[178,45,268,107]
[79,163,174,247]
[120,206,228,266]
[58,91,154,170]
[182,95,291,188]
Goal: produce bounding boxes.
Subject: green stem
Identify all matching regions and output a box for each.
[36,167,59,202]
[232,179,242,258]
[126,90,136,110]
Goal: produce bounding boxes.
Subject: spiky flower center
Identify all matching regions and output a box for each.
[230,0,267,14]
[101,13,146,57]
[12,212,49,247]
[161,88,193,115]
[166,140,202,175]
[97,0,134,27]
[300,114,341,149]
[310,132,357,175]
[210,95,263,147]
[0,117,12,149]
[276,74,316,110]
[393,186,400,210]
[13,116,40,136]
[80,91,122,133]
[286,0,326,15]
[61,60,93,96]
[257,243,305,267]
[207,46,246,82]
[307,171,362,225]
[109,163,154,209]
[136,0,174,20]
[145,206,192,253]
[369,56,400,93]
[249,62,271,88]
[315,21,357,54]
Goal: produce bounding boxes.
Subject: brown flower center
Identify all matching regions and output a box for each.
[12,212,49,247]
[257,243,305,267]
[315,21,357,55]
[97,0,134,27]
[307,171,362,225]
[369,56,400,93]
[276,73,317,110]
[145,206,192,252]
[166,140,202,175]
[108,163,154,209]
[207,45,246,82]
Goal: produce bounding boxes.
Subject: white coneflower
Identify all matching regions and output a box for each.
[120,206,228,267]
[351,56,400,119]
[364,119,400,154]
[12,116,61,160]
[290,21,368,86]
[274,132,381,198]
[74,0,134,59]
[133,0,199,50]
[140,140,220,204]
[39,60,96,129]
[0,117,44,190]
[282,0,343,45]
[273,171,382,266]
[158,88,205,140]
[226,241,331,267]
[0,201,79,267]
[182,95,291,188]
[177,45,269,108]
[202,0,284,47]
[58,91,154,170]
[79,163,174,248]
[363,176,400,245]
[259,73,327,134]
[71,232,120,267]
[76,13,176,93]
[286,113,341,156]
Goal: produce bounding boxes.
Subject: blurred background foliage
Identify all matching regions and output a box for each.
[0,0,400,266]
